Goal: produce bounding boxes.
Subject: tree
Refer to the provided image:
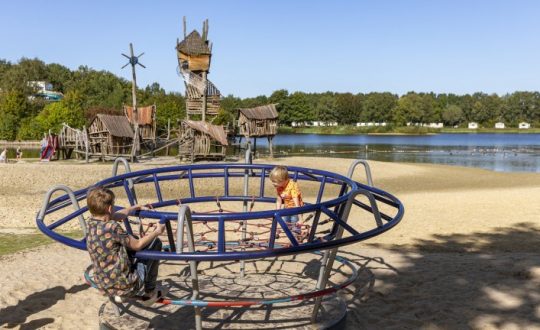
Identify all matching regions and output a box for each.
[46,63,73,93]
[0,90,29,139]
[442,104,463,126]
[281,92,310,124]
[314,93,337,122]
[392,92,432,125]
[269,89,289,119]
[335,93,359,124]
[35,91,86,132]
[362,92,398,122]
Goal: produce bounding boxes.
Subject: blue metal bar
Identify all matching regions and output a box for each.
[218,216,225,253]
[224,167,229,197]
[188,169,195,198]
[316,176,327,204]
[275,213,299,247]
[268,214,279,249]
[321,206,359,236]
[47,207,87,230]
[260,168,266,198]
[153,173,163,203]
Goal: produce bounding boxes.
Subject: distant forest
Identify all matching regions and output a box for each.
[0,58,538,140]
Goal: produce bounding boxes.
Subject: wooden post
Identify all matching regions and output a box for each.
[268,136,274,158]
[122,43,146,162]
[201,71,207,122]
[166,119,171,156]
[129,43,140,162]
[83,126,89,163]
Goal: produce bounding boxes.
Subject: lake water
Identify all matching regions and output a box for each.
[6,134,538,173]
[246,133,540,173]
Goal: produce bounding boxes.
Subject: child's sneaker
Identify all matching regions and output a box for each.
[141,286,169,306]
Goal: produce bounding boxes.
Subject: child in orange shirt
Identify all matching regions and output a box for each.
[269,166,303,232]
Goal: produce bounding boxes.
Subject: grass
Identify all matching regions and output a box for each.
[0,230,83,256]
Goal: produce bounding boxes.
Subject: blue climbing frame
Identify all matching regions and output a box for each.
[36,163,404,262]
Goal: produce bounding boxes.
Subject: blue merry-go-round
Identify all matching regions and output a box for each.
[37,157,404,329]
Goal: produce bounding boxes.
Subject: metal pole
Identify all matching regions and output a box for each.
[346,159,374,187]
[176,205,202,330]
[240,143,252,277]
[37,185,87,236]
[310,190,359,323]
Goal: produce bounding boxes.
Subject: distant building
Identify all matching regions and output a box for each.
[518,122,530,129]
[429,123,444,128]
[468,122,478,129]
[28,81,63,101]
[495,122,505,129]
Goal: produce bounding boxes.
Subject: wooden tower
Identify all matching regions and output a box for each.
[177,18,221,122]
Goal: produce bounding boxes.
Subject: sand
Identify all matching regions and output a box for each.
[1,157,539,329]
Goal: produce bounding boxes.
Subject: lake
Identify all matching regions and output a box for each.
[5,134,538,173]
[246,133,540,173]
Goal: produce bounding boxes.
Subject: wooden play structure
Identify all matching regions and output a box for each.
[178,120,228,162]
[54,17,281,163]
[57,107,176,161]
[237,104,278,157]
[124,105,157,144]
[177,18,220,121]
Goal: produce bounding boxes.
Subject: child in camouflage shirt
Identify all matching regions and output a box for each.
[86,187,167,305]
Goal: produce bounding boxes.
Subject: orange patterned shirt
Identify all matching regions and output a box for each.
[277,180,303,208]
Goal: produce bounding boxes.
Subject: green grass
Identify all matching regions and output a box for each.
[0,231,83,256]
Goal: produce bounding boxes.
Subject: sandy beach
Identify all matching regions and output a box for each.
[1,157,539,329]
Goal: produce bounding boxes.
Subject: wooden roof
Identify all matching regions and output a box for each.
[124,105,155,125]
[177,31,211,56]
[92,114,134,138]
[183,120,228,146]
[238,104,279,120]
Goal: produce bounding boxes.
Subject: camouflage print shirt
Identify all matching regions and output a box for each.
[86,218,139,297]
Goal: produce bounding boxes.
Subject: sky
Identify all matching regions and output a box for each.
[2,0,540,98]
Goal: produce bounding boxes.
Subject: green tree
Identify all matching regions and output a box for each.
[335,93,360,124]
[269,89,289,119]
[0,90,29,139]
[314,93,337,122]
[46,63,72,93]
[281,92,310,124]
[362,92,398,122]
[442,104,463,126]
[35,91,86,132]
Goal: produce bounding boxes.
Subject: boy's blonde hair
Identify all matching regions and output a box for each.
[87,187,115,216]
[269,165,289,183]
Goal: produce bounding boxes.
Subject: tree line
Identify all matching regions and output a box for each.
[0,58,538,140]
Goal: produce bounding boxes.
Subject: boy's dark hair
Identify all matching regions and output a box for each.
[87,187,115,216]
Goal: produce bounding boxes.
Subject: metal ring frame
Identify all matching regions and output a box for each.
[84,251,358,308]
[36,163,404,261]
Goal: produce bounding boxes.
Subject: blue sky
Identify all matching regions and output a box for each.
[1,1,540,98]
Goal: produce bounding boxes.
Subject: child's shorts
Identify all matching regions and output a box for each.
[282,215,299,223]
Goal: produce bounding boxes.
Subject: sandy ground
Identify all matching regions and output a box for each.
[1,157,539,329]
